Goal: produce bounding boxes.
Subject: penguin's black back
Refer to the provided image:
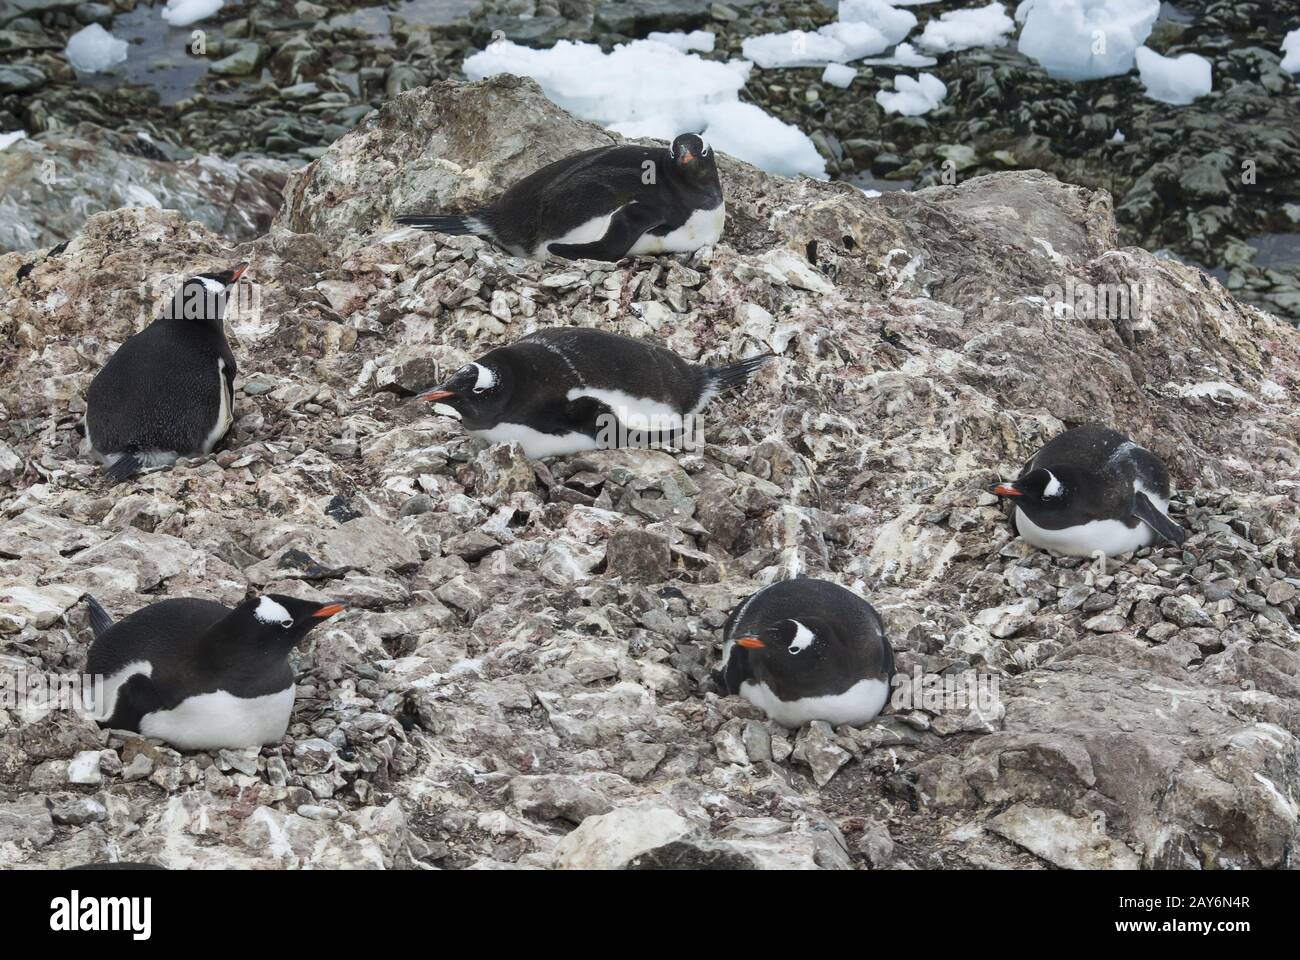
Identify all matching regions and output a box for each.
[85,317,236,459]
[481,145,721,252]
[1027,423,1171,496]
[87,598,293,709]
[509,327,711,412]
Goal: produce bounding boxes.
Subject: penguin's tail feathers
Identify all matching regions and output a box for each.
[102,454,143,485]
[707,352,777,392]
[394,213,484,237]
[83,595,115,639]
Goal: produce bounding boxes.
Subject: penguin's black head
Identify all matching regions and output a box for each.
[419,356,512,431]
[163,262,249,322]
[991,466,1079,516]
[734,617,832,665]
[234,594,344,649]
[670,133,715,180]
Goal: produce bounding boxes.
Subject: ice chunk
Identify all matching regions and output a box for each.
[875,72,948,115]
[161,0,223,26]
[612,101,827,180]
[742,29,863,68]
[838,0,918,46]
[822,63,858,88]
[859,42,938,67]
[646,30,715,53]
[917,3,1015,53]
[64,24,129,73]
[1282,28,1300,73]
[1018,0,1160,81]
[1134,46,1211,104]
[0,130,27,150]
[464,38,827,179]
[743,1,913,67]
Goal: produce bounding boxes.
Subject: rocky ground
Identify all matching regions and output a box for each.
[2,1,1299,322]
[1,76,1299,869]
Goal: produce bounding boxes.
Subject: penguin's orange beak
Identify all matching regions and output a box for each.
[420,389,456,402]
[680,151,696,164]
[312,603,345,619]
[229,262,248,282]
[735,635,765,649]
[991,483,1023,498]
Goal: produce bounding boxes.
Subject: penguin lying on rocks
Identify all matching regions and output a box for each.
[83,263,247,483]
[84,593,342,751]
[991,423,1187,557]
[418,326,774,458]
[396,134,724,261]
[714,578,896,728]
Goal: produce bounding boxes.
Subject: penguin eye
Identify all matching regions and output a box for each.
[279,619,293,629]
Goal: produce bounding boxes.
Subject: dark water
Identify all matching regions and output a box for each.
[79,5,214,106]
[80,0,477,105]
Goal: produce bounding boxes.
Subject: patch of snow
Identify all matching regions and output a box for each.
[1018,0,1160,80]
[916,2,1015,54]
[822,62,858,87]
[1280,28,1300,72]
[875,72,948,116]
[464,38,827,178]
[645,30,714,53]
[859,42,938,67]
[161,0,223,26]
[1135,46,1211,104]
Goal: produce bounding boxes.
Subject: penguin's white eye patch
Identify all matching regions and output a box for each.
[255,597,292,625]
[1042,471,1063,498]
[471,362,496,394]
[787,621,815,655]
[198,277,225,294]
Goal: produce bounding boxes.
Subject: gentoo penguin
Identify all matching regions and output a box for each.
[84,263,247,483]
[418,326,774,459]
[991,423,1187,558]
[395,134,724,261]
[714,578,896,728]
[83,593,343,751]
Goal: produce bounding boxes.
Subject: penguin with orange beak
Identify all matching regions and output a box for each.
[83,593,343,751]
[990,424,1186,558]
[714,578,895,728]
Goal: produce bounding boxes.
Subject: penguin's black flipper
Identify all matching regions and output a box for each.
[1133,492,1187,545]
[395,214,479,236]
[706,353,777,392]
[547,204,664,261]
[84,596,115,639]
[102,454,143,485]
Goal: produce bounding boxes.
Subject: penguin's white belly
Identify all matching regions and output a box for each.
[630,203,725,255]
[739,677,889,729]
[201,358,233,454]
[138,686,295,751]
[1014,510,1151,558]
[1014,485,1170,558]
[472,422,600,459]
